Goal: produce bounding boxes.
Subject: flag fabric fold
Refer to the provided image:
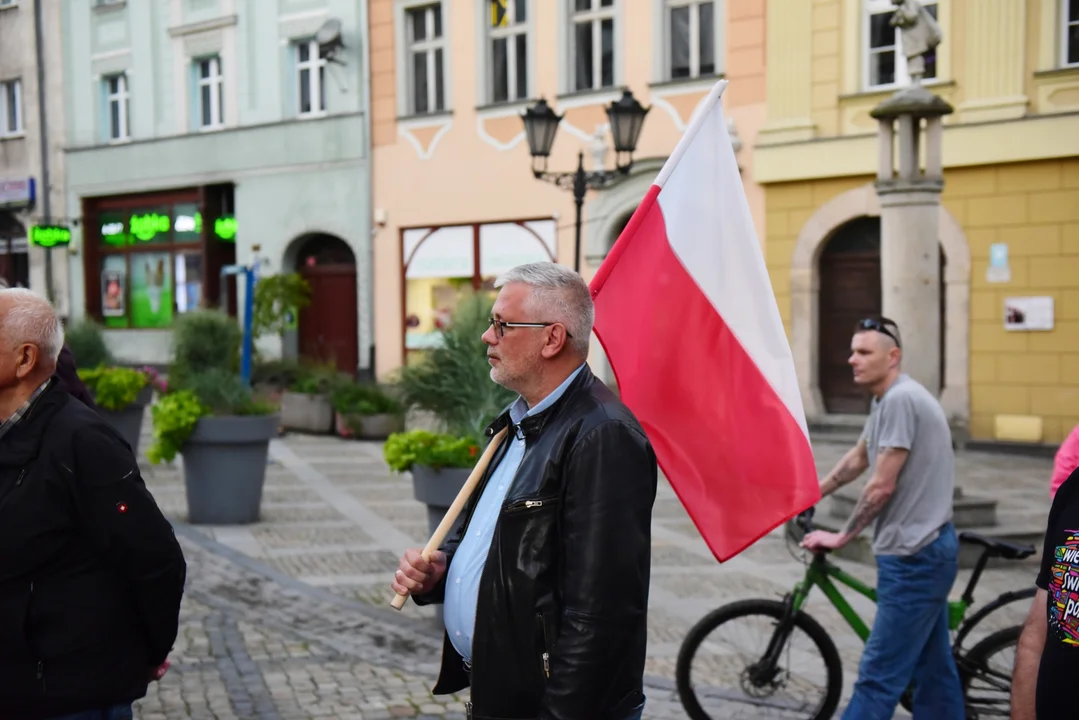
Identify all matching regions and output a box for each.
[589,79,820,562]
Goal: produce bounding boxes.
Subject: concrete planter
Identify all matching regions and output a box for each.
[99,384,153,456]
[280,391,333,434]
[336,411,405,440]
[411,464,471,625]
[182,414,280,525]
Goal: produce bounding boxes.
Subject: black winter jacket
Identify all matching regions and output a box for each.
[0,380,187,719]
[415,365,658,719]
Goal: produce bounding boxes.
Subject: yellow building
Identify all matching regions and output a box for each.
[756,0,1079,446]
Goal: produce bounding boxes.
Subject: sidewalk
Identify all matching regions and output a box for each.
[138,426,1055,719]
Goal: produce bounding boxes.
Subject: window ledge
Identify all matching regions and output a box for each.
[92,1,127,14]
[396,110,453,125]
[0,3,19,12]
[648,74,725,94]
[839,78,956,102]
[475,100,534,117]
[1033,66,1079,79]
[554,88,622,109]
[0,132,26,141]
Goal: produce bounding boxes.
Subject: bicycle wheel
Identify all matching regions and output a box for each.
[959,625,1021,719]
[675,599,843,720]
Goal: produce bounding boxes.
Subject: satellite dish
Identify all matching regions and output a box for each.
[316,18,345,59]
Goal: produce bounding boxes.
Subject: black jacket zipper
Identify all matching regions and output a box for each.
[506,495,559,513]
[536,614,550,679]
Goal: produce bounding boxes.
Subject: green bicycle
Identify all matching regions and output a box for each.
[675,507,1036,719]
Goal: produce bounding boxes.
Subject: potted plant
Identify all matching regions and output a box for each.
[331,381,405,439]
[147,310,280,525]
[77,365,153,454]
[279,368,336,434]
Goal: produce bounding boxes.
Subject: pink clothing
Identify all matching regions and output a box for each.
[1052,424,1079,497]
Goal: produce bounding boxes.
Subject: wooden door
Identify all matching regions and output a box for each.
[299,264,358,374]
[818,218,881,414]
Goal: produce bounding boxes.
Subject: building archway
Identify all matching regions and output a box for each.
[289,232,358,374]
[790,183,969,425]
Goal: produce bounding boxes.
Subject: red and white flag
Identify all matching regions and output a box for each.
[589,80,820,562]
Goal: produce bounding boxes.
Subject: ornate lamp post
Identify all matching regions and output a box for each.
[521,89,650,272]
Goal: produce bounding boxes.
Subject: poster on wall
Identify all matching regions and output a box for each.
[101,267,126,318]
[129,252,173,328]
[1004,296,1054,332]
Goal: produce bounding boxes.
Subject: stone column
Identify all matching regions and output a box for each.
[870,87,954,397]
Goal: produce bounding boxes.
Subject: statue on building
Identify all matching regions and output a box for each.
[890,0,943,85]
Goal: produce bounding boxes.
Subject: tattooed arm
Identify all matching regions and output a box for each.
[819,438,871,497]
[838,447,908,540]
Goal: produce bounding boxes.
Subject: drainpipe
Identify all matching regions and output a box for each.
[359,0,376,382]
[33,0,53,301]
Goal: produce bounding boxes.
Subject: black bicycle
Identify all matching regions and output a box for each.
[675,508,1036,719]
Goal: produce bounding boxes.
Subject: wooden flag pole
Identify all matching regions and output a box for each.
[390,426,509,610]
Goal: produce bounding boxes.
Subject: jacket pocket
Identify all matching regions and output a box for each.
[506,495,560,514]
[0,580,32,662]
[535,613,551,682]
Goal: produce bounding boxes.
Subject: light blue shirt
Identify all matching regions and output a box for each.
[443,363,586,662]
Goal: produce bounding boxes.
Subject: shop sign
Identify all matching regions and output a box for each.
[0,178,35,211]
[29,225,72,248]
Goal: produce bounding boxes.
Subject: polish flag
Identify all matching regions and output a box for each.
[589,80,820,562]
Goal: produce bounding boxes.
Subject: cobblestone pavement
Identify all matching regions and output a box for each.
[135,425,1056,719]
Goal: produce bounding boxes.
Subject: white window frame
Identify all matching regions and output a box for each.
[0,79,22,137]
[0,0,18,10]
[660,0,722,82]
[401,2,447,115]
[483,0,531,105]
[105,73,130,141]
[1064,0,1079,67]
[862,0,939,90]
[197,55,224,129]
[568,0,618,93]
[296,39,327,117]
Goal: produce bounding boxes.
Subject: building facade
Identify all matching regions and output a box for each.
[368,0,768,380]
[757,0,1079,446]
[0,0,70,306]
[60,0,374,373]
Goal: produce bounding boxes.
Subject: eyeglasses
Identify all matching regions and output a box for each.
[856,317,902,348]
[488,316,573,339]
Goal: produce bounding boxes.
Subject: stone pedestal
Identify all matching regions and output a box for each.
[871,86,954,396]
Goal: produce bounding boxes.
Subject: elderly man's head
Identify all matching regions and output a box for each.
[0,288,63,386]
[482,263,593,398]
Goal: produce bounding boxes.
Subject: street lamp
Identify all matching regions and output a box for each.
[521,88,650,272]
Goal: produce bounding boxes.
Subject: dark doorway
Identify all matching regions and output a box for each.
[294,234,358,375]
[0,212,29,288]
[818,217,947,414]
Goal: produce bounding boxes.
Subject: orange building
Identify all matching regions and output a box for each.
[368,0,768,380]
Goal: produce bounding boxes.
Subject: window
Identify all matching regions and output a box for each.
[1065,0,1079,67]
[0,80,21,136]
[406,3,446,114]
[197,56,224,129]
[864,0,938,88]
[94,199,208,328]
[104,73,130,140]
[296,39,327,116]
[665,0,715,80]
[0,1,17,8]
[571,0,615,92]
[487,0,528,103]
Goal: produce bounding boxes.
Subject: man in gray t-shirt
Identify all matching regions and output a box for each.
[801,317,964,720]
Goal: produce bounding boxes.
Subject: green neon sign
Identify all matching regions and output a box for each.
[30,225,72,248]
[215,216,237,242]
[130,212,170,242]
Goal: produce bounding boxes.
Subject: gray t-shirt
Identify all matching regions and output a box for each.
[860,373,955,557]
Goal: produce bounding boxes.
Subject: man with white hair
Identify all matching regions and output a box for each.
[392,262,658,719]
[0,289,187,720]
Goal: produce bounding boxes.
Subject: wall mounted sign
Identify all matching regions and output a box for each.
[29,225,72,248]
[1004,296,1054,331]
[0,178,35,211]
[987,242,1010,283]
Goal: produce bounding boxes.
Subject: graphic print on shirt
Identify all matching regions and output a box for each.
[1048,530,1079,646]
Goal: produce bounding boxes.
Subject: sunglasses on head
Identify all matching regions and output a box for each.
[857,317,902,348]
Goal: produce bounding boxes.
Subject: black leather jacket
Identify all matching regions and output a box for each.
[414,365,658,719]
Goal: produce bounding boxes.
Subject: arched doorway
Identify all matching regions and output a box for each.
[294,233,358,374]
[817,217,947,414]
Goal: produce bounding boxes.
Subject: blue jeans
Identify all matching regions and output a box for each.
[841,523,965,720]
[48,704,133,720]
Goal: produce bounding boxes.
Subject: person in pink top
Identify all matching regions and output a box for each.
[1051,424,1079,497]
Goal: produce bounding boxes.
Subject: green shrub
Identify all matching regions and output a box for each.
[147,390,207,464]
[330,382,403,416]
[170,310,241,388]
[382,429,480,472]
[78,366,148,411]
[65,319,113,368]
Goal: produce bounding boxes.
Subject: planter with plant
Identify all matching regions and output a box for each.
[279,367,338,434]
[78,365,153,453]
[147,310,280,525]
[330,382,405,440]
